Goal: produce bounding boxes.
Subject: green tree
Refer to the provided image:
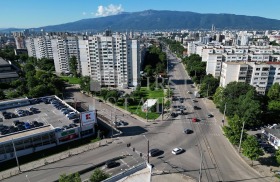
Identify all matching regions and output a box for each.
[89,168,110,182]
[267,83,280,101]
[69,56,78,77]
[28,85,48,98]
[5,90,20,99]
[236,90,262,127]
[79,76,91,94]
[199,74,219,98]
[59,172,81,182]
[0,90,5,100]
[213,87,224,107]
[23,63,36,75]
[242,135,263,166]
[223,114,247,145]
[144,65,154,77]
[276,150,280,165]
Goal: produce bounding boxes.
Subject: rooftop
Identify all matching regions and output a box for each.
[0,96,80,143]
[0,57,9,66]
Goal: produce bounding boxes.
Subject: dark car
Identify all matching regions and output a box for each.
[106,160,118,168]
[13,120,20,126]
[184,128,193,134]
[171,113,178,118]
[149,148,162,157]
[72,118,80,124]
[193,106,199,110]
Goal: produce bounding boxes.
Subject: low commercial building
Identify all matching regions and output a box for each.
[263,125,280,149]
[0,96,96,163]
[0,57,19,83]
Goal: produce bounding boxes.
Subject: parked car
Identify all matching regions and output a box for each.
[72,118,80,124]
[172,147,183,155]
[207,113,213,118]
[192,118,197,122]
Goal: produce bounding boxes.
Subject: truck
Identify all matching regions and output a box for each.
[194,91,200,98]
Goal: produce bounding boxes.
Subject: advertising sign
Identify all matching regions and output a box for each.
[58,129,79,143]
[80,111,96,126]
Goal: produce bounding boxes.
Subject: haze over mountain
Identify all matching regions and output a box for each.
[3,10,280,32]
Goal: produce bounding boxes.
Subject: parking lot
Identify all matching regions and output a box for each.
[0,97,79,137]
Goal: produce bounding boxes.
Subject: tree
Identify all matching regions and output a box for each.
[267,83,280,101]
[199,74,219,98]
[144,65,154,77]
[276,150,280,165]
[79,76,90,94]
[89,168,110,182]
[223,114,247,145]
[236,90,262,127]
[23,63,36,75]
[242,135,263,166]
[59,173,81,182]
[213,87,224,107]
[69,56,78,77]
[0,90,5,100]
[28,85,48,98]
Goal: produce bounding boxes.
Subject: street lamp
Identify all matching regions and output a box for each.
[238,120,246,153]
[143,135,150,163]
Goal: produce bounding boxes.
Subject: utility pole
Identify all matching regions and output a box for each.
[222,102,227,126]
[143,135,149,163]
[238,120,246,153]
[199,150,203,182]
[12,138,21,172]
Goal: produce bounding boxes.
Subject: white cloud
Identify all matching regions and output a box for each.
[95,4,123,17]
[82,12,87,15]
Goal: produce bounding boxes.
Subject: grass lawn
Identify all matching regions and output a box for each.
[61,76,81,84]
[117,87,165,120]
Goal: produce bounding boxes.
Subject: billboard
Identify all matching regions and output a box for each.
[80,111,96,126]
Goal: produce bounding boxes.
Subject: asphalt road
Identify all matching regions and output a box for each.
[3,50,273,182]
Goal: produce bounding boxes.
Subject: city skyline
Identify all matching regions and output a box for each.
[1,0,280,28]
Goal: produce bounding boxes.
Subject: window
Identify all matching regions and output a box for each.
[256,68,260,71]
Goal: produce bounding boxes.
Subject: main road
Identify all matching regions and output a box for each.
[4,51,273,182]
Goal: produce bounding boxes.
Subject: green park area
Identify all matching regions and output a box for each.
[61,76,81,84]
[118,87,165,120]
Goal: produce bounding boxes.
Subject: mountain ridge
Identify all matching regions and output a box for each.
[2,10,280,32]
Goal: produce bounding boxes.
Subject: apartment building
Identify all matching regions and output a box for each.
[25,36,53,59]
[79,33,140,88]
[51,36,80,74]
[220,61,280,94]
[25,32,140,88]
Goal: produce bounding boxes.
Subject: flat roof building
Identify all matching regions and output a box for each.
[0,57,19,83]
[0,96,96,163]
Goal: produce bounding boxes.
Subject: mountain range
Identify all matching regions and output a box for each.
[2,10,280,32]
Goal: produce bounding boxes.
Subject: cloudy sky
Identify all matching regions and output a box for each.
[1,0,280,28]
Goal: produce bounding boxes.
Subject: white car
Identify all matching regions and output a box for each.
[172,147,183,155]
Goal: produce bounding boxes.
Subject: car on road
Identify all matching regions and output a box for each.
[179,98,184,103]
[184,128,193,134]
[187,91,192,94]
[172,147,183,155]
[192,117,197,122]
[193,106,199,110]
[207,113,213,118]
[171,113,178,118]
[119,120,127,126]
[149,148,162,157]
[106,160,118,168]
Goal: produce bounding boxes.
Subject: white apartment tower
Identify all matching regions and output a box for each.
[25,36,53,59]
[79,33,140,88]
[51,36,80,74]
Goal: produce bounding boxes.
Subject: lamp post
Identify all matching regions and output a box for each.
[143,135,150,163]
[238,120,246,153]
[222,102,227,126]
